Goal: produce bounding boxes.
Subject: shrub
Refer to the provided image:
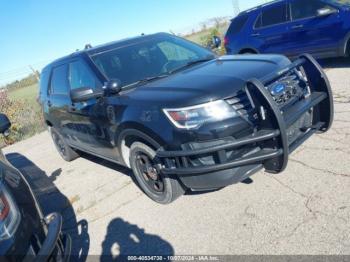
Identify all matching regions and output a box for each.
[199,27,226,55]
[0,89,45,148]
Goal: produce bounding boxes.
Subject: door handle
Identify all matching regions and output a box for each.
[47,101,52,107]
[251,33,260,37]
[292,24,304,29]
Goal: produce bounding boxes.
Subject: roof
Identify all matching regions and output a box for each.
[238,0,284,16]
[43,32,168,70]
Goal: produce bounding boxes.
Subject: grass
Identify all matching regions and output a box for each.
[8,84,38,103]
[1,84,44,148]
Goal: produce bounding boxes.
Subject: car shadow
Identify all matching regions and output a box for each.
[79,152,132,177]
[100,218,174,261]
[80,152,253,196]
[318,57,350,69]
[5,153,90,262]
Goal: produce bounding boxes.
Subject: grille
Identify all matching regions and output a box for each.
[266,70,308,109]
[226,90,254,116]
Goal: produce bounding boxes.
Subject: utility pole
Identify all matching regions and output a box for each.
[28,65,40,81]
[232,0,240,17]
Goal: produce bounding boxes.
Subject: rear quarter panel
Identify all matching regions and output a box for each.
[225,11,260,54]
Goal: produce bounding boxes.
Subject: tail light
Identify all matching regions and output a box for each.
[224,36,229,46]
[0,183,20,241]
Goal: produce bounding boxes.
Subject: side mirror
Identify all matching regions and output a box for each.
[70,87,103,103]
[0,114,11,134]
[317,7,337,17]
[104,79,122,95]
[212,36,222,49]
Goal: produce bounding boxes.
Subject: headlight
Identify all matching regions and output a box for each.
[163,100,238,129]
[0,183,20,241]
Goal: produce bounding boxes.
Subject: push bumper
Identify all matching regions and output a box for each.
[156,54,333,190]
[34,213,71,262]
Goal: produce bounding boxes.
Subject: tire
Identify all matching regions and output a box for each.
[346,40,350,57]
[129,142,185,204]
[50,127,79,162]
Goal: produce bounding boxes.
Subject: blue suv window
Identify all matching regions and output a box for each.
[227,15,249,35]
[291,0,335,20]
[255,4,288,28]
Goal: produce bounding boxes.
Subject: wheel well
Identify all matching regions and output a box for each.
[120,132,160,168]
[346,38,350,56]
[239,48,258,54]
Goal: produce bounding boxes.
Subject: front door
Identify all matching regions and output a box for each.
[67,58,118,160]
[288,0,342,57]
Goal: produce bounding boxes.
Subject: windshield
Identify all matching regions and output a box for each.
[324,0,350,5]
[90,34,215,89]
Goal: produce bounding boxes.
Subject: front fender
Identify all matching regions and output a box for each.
[115,122,165,150]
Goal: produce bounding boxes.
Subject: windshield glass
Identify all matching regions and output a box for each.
[90,34,215,88]
[324,0,350,5]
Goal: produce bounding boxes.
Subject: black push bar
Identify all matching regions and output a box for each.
[157,54,333,176]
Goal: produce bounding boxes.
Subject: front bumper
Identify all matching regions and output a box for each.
[156,54,333,190]
[24,213,71,262]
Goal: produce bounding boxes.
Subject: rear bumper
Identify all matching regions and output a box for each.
[156,54,333,190]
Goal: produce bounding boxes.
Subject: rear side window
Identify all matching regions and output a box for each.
[227,15,249,35]
[50,64,69,95]
[291,0,334,20]
[69,60,101,90]
[256,4,287,28]
[39,68,50,96]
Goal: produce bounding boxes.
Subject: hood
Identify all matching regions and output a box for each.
[121,54,291,107]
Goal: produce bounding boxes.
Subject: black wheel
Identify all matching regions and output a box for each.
[50,127,79,162]
[129,142,185,204]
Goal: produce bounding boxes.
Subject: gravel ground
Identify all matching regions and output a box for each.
[3,59,350,258]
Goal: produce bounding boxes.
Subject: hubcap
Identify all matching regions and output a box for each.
[135,153,164,193]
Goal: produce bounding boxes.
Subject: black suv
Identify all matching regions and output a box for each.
[39,33,333,204]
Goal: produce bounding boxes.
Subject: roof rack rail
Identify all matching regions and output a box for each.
[84,44,92,49]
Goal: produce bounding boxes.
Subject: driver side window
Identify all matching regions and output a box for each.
[291,0,334,20]
[69,60,101,90]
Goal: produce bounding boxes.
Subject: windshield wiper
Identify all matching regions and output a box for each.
[123,74,170,89]
[169,57,215,74]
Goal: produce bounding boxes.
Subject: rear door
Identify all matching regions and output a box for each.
[252,2,291,54]
[288,0,342,57]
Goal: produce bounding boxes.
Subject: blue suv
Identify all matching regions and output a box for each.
[224,0,350,59]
